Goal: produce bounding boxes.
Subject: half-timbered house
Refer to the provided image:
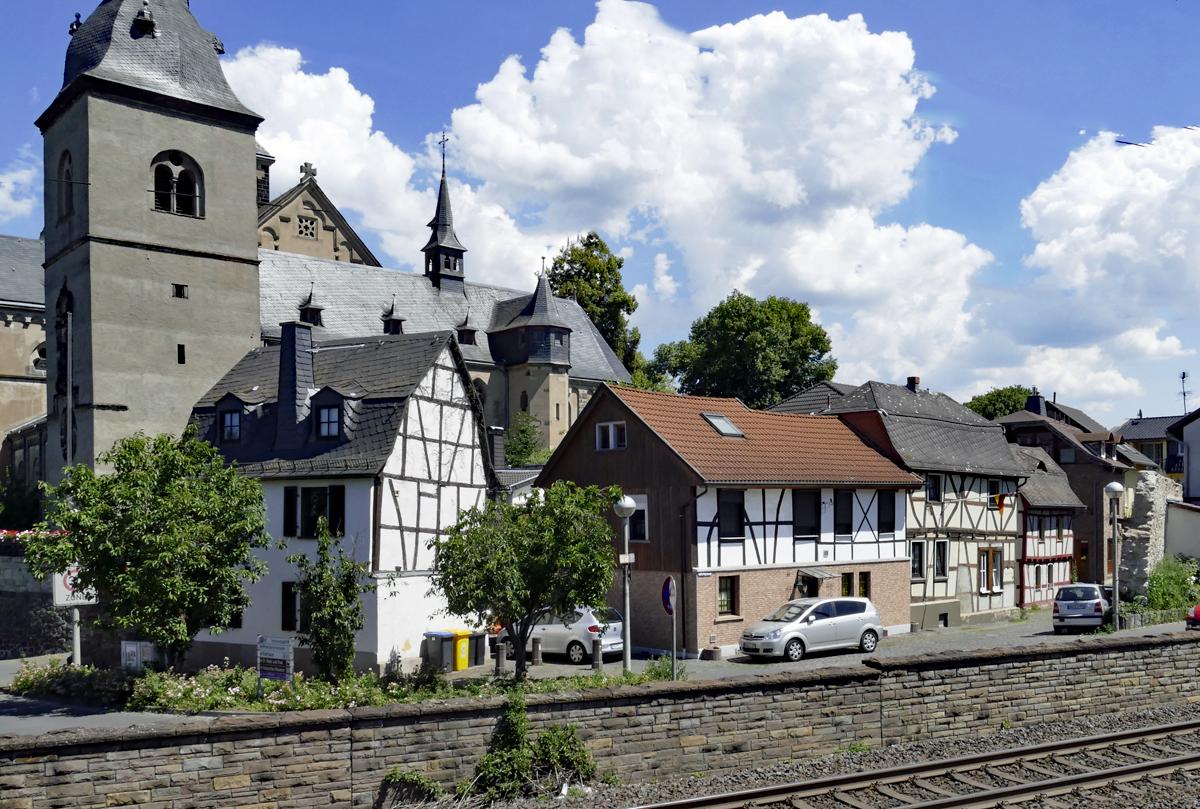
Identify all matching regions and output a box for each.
[1010,446,1085,606]
[538,385,922,659]
[776,377,1028,627]
[187,322,494,673]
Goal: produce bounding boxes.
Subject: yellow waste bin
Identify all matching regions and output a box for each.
[452,629,473,671]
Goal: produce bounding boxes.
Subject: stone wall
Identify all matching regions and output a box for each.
[4,633,1200,809]
[1122,470,1184,596]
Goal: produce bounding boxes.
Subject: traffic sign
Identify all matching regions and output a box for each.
[662,576,676,616]
[52,565,98,607]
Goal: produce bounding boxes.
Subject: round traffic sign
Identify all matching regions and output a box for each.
[662,576,676,616]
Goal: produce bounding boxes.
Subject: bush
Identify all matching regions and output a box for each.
[11,659,135,706]
[382,767,444,802]
[1147,554,1200,610]
[532,724,596,783]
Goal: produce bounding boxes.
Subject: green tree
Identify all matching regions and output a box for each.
[965,385,1033,420]
[429,480,620,680]
[287,517,376,681]
[547,232,641,370]
[23,427,270,669]
[505,411,543,468]
[649,290,836,410]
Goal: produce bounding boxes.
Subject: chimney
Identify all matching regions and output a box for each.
[907,376,920,392]
[255,146,275,208]
[275,322,315,451]
[1025,386,1047,416]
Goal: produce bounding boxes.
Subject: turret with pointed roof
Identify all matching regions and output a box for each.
[422,170,467,294]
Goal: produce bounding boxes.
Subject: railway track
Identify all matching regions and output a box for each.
[632,717,1200,809]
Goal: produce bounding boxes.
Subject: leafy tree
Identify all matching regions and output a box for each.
[23,427,269,669]
[287,517,376,681]
[505,411,543,468]
[430,480,620,680]
[965,385,1033,420]
[547,232,642,371]
[649,290,836,410]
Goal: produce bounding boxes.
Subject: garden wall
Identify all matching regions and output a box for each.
[3,632,1200,809]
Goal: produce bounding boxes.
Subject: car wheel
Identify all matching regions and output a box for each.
[1053,626,1063,635]
[859,630,878,653]
[784,638,804,662]
[567,641,588,665]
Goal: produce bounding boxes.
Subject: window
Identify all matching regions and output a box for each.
[858,571,871,598]
[701,412,744,437]
[281,582,310,633]
[555,403,561,421]
[628,494,648,542]
[57,151,74,219]
[172,283,188,299]
[841,572,854,597]
[221,410,241,443]
[298,216,318,239]
[519,331,526,346]
[299,306,322,326]
[925,474,942,502]
[318,406,341,439]
[987,479,1000,510]
[177,344,186,364]
[979,548,1003,593]
[911,540,925,580]
[534,329,544,344]
[383,318,404,335]
[834,489,854,538]
[1045,515,1059,541]
[150,150,204,217]
[458,329,476,345]
[717,576,738,615]
[287,484,346,538]
[520,391,529,413]
[1035,565,1042,588]
[596,422,627,451]
[1139,441,1165,465]
[555,331,564,346]
[717,489,745,539]
[877,490,896,535]
[792,490,819,538]
[934,539,949,579]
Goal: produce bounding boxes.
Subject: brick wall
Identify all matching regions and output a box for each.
[5,633,1200,808]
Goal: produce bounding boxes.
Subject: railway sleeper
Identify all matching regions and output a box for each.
[911,778,958,798]
[1115,744,1161,761]
[984,765,1031,784]
[948,771,992,791]
[829,790,877,809]
[873,784,921,805]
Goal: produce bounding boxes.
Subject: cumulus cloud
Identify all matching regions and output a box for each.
[0,147,40,224]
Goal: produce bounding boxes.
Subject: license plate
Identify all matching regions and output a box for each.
[743,643,757,651]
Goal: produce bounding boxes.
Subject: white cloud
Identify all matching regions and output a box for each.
[652,253,678,298]
[973,345,1143,415]
[0,147,40,224]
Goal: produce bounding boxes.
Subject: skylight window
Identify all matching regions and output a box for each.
[702,413,744,437]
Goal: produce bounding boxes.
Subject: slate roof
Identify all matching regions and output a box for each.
[495,469,540,492]
[1114,415,1184,442]
[423,171,466,253]
[603,386,922,487]
[492,274,572,331]
[1115,443,1160,469]
[0,236,44,307]
[826,381,1027,477]
[1048,402,1108,434]
[769,381,857,415]
[190,331,455,479]
[258,251,630,383]
[1010,446,1085,509]
[995,409,1131,471]
[53,0,258,121]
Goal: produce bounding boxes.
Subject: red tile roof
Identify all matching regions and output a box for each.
[607,385,922,486]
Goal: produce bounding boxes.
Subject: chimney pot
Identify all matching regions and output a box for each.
[907,376,920,392]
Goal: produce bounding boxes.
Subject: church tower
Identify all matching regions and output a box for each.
[37,0,263,479]
[421,169,467,295]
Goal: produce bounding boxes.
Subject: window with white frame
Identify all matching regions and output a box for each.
[925,473,943,502]
[934,539,949,579]
[833,489,854,539]
[979,548,1003,594]
[717,489,745,540]
[987,479,1001,510]
[318,406,341,439]
[792,489,819,539]
[221,410,241,443]
[910,540,926,580]
[628,494,648,542]
[596,421,627,451]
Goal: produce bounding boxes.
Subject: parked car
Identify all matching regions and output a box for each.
[739,597,882,661]
[1186,603,1200,631]
[495,607,624,664]
[1052,583,1110,633]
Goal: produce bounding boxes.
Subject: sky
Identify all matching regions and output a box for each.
[4,1,1200,426]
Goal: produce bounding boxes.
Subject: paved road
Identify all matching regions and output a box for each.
[0,613,1186,737]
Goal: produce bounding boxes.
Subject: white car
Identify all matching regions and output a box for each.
[740,597,883,661]
[496,607,624,664]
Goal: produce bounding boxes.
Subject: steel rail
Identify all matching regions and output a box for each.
[626,716,1200,809]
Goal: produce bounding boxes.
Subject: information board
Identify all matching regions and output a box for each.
[257,635,295,682]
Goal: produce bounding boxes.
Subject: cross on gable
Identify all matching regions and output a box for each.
[301,162,317,182]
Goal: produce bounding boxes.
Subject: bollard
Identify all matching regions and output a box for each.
[495,641,507,676]
[532,636,542,666]
[592,639,602,670]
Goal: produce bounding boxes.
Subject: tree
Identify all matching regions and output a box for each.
[649,290,836,410]
[965,385,1033,420]
[429,481,620,679]
[287,517,375,681]
[547,232,641,371]
[505,411,543,468]
[23,427,270,669]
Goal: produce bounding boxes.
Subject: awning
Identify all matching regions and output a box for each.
[797,567,838,579]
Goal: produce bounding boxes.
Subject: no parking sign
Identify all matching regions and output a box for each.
[662,576,676,616]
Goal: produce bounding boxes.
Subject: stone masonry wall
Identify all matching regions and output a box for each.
[1122,470,1183,596]
[4,633,1200,809]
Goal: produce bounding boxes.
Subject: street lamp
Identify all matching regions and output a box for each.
[1104,481,1124,629]
[614,495,636,672]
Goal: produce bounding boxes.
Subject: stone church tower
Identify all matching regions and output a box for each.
[36,0,263,479]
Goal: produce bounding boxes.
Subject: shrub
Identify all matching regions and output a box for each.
[382,767,444,802]
[532,724,596,783]
[644,653,687,681]
[11,659,136,706]
[1146,554,1200,610]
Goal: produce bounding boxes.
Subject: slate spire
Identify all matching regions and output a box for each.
[421,168,467,294]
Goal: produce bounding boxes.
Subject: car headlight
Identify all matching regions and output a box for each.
[765,629,781,640]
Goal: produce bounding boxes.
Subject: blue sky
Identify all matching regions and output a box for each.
[4,1,1200,424]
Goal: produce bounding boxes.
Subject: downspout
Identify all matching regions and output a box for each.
[680,484,708,659]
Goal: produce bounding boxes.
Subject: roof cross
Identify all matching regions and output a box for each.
[438,132,449,172]
[301,162,317,182]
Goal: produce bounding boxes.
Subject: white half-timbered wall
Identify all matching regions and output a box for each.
[1019,510,1075,606]
[908,473,1020,613]
[695,486,908,570]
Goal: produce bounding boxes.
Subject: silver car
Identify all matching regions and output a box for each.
[740,597,882,661]
[1052,583,1110,633]
[497,607,624,664]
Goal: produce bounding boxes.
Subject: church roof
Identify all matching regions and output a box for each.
[491,274,572,331]
[258,251,631,384]
[422,171,466,253]
[43,0,258,127]
[0,235,45,308]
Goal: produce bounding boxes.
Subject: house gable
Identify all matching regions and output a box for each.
[258,177,381,266]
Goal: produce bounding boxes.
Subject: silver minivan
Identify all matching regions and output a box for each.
[496,607,624,664]
[740,597,883,661]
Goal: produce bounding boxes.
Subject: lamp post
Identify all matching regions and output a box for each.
[614,495,636,672]
[1104,481,1124,628]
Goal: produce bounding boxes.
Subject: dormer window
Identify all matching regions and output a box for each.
[702,413,744,437]
[299,306,323,326]
[384,317,404,335]
[318,405,341,439]
[221,410,242,443]
[458,329,476,346]
[151,150,204,218]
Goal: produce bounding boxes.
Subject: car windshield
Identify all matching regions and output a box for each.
[764,603,809,622]
[1057,586,1099,601]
